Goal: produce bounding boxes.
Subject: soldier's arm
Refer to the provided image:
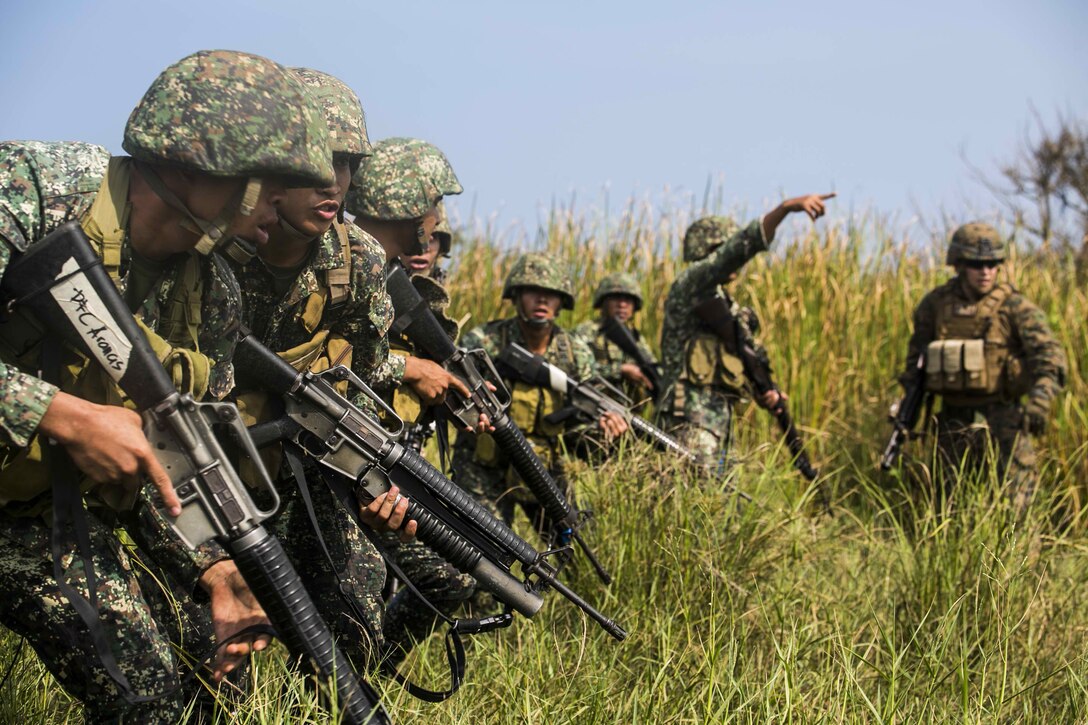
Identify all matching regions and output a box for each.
[1008,296,1067,402]
[678,220,770,300]
[900,292,938,388]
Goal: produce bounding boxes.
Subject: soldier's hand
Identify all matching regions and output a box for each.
[37,392,182,516]
[762,193,835,241]
[360,485,418,543]
[598,411,629,440]
[403,356,471,405]
[758,389,786,410]
[199,560,272,681]
[620,363,653,390]
[781,193,835,220]
[1022,396,1050,436]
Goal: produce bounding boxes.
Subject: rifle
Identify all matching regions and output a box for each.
[233,330,628,642]
[599,315,662,403]
[0,222,388,724]
[494,343,752,502]
[385,265,612,585]
[692,297,819,481]
[880,354,931,471]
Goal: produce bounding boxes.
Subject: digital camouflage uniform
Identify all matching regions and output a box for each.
[903,222,1066,508]
[0,49,334,724]
[452,254,596,531]
[346,137,463,397]
[659,216,770,462]
[343,136,475,660]
[571,272,657,410]
[0,140,236,724]
[226,68,396,665]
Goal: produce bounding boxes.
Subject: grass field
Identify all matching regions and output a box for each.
[1,204,1086,723]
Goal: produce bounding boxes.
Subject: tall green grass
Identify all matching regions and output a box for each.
[2,204,1086,723]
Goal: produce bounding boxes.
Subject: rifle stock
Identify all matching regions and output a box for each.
[1,222,388,724]
[495,343,752,502]
[599,316,662,403]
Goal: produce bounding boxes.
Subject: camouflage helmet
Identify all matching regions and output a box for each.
[502,253,575,310]
[433,200,452,256]
[346,137,463,220]
[123,50,334,187]
[947,222,1007,265]
[683,216,739,262]
[290,67,371,163]
[592,272,643,311]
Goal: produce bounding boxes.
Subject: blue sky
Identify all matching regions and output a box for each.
[2,1,1084,240]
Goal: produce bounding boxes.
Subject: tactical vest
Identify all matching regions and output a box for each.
[234,222,356,485]
[924,282,1028,404]
[675,292,747,411]
[0,159,213,505]
[474,322,576,468]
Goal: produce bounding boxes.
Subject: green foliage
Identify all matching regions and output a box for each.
[4,205,1087,722]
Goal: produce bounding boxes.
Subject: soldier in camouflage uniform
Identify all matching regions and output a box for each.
[901,222,1066,509]
[226,68,412,667]
[346,137,470,405]
[399,198,453,284]
[659,194,832,465]
[343,136,479,663]
[452,254,627,531]
[572,272,658,409]
[0,50,335,723]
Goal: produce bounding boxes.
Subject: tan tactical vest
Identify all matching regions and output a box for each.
[0,159,212,505]
[474,324,576,468]
[674,292,747,411]
[924,282,1028,404]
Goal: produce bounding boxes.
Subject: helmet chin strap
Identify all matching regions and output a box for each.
[515,297,553,330]
[135,162,262,256]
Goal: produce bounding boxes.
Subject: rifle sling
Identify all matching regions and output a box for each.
[42,340,286,710]
[41,335,147,703]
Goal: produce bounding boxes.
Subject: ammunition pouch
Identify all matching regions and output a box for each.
[682,332,746,393]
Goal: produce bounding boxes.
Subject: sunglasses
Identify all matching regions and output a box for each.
[962,260,1001,270]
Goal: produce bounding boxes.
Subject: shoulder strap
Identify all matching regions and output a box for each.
[79,157,132,283]
[323,222,353,310]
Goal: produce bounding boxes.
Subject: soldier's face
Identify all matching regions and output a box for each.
[224,178,288,248]
[391,206,439,257]
[602,295,637,323]
[517,287,562,324]
[272,157,352,240]
[399,236,441,274]
[959,260,1000,295]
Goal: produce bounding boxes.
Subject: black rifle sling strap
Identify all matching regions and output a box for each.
[283,445,468,702]
[40,339,275,707]
[40,335,149,703]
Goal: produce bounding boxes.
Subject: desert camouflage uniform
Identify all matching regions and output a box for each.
[452,318,596,529]
[659,218,769,462]
[0,140,239,724]
[904,277,1066,507]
